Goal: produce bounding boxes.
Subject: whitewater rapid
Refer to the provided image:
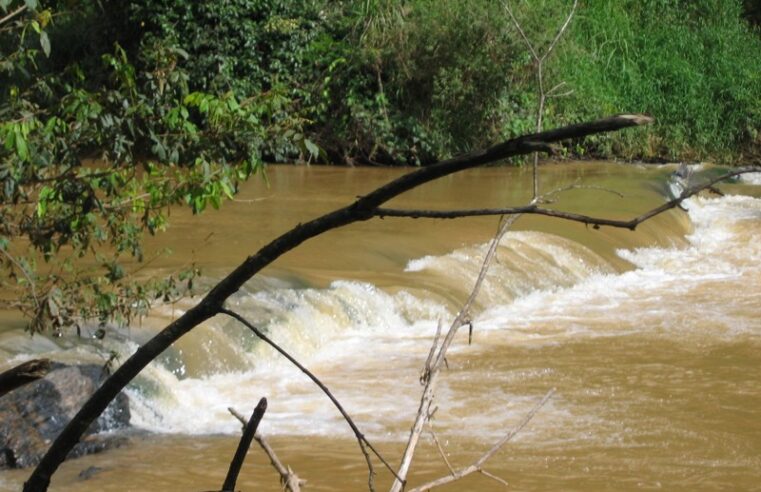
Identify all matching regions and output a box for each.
[110,193,761,442]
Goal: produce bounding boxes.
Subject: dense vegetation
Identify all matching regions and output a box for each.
[1,0,759,332]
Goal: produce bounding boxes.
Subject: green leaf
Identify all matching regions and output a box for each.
[304,139,320,160]
[4,126,15,151]
[0,0,12,12]
[14,127,28,161]
[39,31,50,58]
[24,0,38,10]
[220,180,234,199]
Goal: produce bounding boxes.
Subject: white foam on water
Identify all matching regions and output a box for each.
[125,281,449,438]
[740,172,761,185]
[476,195,761,343]
[73,194,761,441]
[123,232,609,439]
[404,231,612,305]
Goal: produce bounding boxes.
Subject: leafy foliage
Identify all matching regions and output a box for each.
[0,0,310,334]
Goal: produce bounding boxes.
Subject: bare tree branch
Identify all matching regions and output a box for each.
[504,0,579,199]
[420,320,442,385]
[407,389,555,492]
[390,212,522,492]
[480,469,510,487]
[543,0,578,61]
[374,166,761,229]
[427,420,455,476]
[228,407,304,492]
[222,397,267,492]
[503,2,538,60]
[218,307,399,491]
[0,5,27,27]
[23,114,651,492]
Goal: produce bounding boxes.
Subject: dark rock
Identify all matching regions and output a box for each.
[0,363,130,469]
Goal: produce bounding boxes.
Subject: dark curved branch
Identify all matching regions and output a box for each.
[351,114,651,214]
[23,114,651,492]
[375,166,761,229]
[0,359,51,398]
[219,308,397,491]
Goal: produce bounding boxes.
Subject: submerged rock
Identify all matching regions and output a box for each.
[0,363,130,469]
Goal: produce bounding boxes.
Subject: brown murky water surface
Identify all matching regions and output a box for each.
[2,162,760,491]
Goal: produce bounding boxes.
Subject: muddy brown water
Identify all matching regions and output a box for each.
[1,162,760,491]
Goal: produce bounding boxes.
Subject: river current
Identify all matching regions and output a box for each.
[1,162,760,491]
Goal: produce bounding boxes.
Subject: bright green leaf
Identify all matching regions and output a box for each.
[39,31,50,57]
[14,128,28,161]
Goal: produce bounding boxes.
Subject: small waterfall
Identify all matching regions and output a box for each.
[122,193,761,439]
[2,167,759,445]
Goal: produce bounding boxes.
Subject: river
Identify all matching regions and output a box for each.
[1,161,760,491]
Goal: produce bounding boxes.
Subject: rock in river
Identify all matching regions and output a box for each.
[0,363,130,469]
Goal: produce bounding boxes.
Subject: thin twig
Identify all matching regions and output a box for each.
[547,89,574,99]
[219,308,401,490]
[479,469,509,487]
[427,421,455,476]
[222,397,268,492]
[0,5,26,27]
[543,0,578,62]
[420,319,442,385]
[504,0,578,199]
[503,2,538,60]
[537,181,626,205]
[407,389,555,492]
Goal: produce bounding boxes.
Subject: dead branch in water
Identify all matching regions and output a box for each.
[23,114,651,492]
[390,163,761,490]
[221,397,267,492]
[228,407,305,492]
[390,211,523,492]
[408,389,555,492]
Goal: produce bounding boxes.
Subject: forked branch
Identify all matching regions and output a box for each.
[228,407,305,492]
[374,166,761,229]
[504,0,579,198]
[408,389,555,492]
[390,212,523,492]
[221,397,267,492]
